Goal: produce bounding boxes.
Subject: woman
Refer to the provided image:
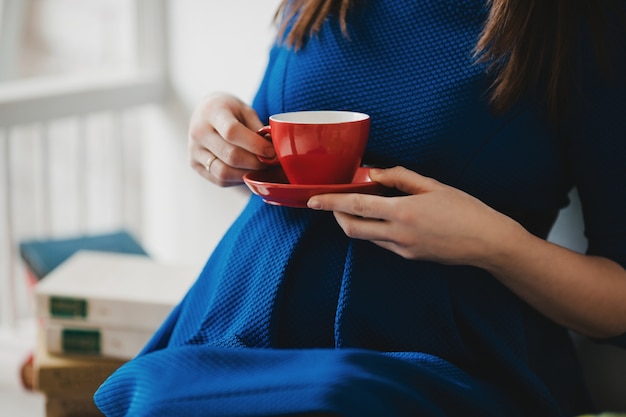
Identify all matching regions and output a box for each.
[95,1,626,415]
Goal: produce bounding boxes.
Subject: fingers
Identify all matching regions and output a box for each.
[209,107,274,160]
[198,124,266,170]
[306,167,439,215]
[368,166,440,195]
[204,94,274,159]
[308,192,399,240]
[306,167,435,252]
[188,94,275,186]
[189,143,256,187]
[308,192,389,219]
[332,209,395,242]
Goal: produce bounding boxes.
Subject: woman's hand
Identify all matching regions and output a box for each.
[188,93,276,187]
[307,166,520,267]
[308,166,626,338]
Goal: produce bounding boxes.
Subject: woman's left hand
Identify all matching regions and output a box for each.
[307,166,520,266]
[309,166,626,338]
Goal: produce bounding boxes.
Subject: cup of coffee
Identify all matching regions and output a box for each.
[256,110,370,185]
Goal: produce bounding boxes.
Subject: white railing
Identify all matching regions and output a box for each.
[0,0,169,331]
[0,71,168,330]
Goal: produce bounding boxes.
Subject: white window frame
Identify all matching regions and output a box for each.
[0,0,169,125]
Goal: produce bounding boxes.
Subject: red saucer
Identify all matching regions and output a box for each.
[243,167,386,208]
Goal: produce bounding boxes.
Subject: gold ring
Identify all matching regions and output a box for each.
[204,154,218,174]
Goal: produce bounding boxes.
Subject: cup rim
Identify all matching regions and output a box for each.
[269,110,370,124]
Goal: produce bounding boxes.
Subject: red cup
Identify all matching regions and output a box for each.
[256,111,370,185]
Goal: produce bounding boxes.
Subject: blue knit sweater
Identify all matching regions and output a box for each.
[95,1,626,416]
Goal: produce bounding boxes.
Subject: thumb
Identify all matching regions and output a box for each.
[368,166,437,195]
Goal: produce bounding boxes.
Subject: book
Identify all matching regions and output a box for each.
[35,251,199,331]
[34,331,126,396]
[20,230,148,282]
[45,321,154,360]
[17,232,147,398]
[45,393,105,417]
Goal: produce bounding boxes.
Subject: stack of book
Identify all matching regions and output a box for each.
[18,230,148,394]
[32,250,199,416]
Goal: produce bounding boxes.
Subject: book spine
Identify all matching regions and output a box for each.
[45,323,153,360]
[35,360,125,395]
[45,394,105,417]
[36,295,175,331]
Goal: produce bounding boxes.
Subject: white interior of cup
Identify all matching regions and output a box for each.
[270,111,369,124]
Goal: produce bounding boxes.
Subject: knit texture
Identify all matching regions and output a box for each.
[95,1,626,416]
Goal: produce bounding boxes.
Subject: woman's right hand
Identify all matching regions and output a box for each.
[188,93,276,187]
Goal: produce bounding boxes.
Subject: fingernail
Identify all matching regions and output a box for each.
[307,198,321,209]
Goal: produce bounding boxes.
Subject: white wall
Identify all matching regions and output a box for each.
[168,0,279,110]
[140,1,280,267]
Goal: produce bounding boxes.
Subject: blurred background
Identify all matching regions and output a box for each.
[1,0,276,329]
[0,0,275,413]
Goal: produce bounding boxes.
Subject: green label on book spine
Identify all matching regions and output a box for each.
[50,297,87,319]
[62,328,101,355]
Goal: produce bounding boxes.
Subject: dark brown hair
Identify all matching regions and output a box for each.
[275,0,625,120]
[275,0,354,51]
